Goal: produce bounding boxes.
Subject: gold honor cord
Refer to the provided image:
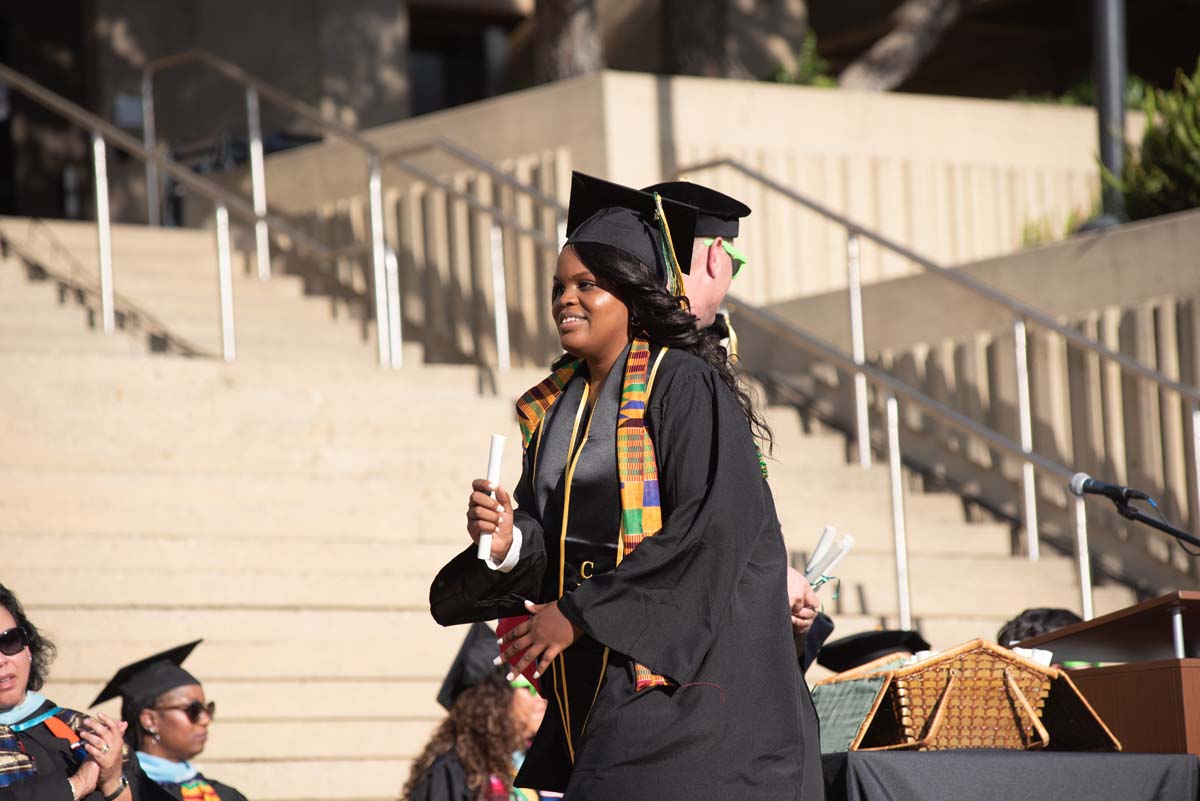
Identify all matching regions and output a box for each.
[652,192,689,306]
[555,384,598,763]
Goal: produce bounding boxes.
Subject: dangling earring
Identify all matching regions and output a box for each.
[149,729,160,743]
[629,312,641,331]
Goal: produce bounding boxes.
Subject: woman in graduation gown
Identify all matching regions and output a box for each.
[0,584,134,801]
[404,623,547,801]
[91,642,246,801]
[430,173,821,800]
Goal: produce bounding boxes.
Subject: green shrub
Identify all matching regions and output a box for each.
[770,33,837,88]
[1106,58,1200,220]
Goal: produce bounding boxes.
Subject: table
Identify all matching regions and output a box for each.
[822,750,1199,801]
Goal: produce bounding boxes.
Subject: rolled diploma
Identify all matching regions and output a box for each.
[805,533,854,584]
[804,525,837,579]
[478,434,506,561]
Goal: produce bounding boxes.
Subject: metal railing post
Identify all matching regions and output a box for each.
[367,154,390,367]
[1191,403,1200,533]
[245,86,271,280]
[214,203,237,361]
[886,395,913,630]
[1073,496,1095,620]
[140,72,159,227]
[489,224,512,373]
[91,132,116,334]
[385,247,402,368]
[1013,316,1040,560]
[847,232,871,468]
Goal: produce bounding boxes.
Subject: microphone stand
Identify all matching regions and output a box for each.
[1113,499,1200,550]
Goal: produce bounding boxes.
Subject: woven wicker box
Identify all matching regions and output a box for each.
[812,639,1121,753]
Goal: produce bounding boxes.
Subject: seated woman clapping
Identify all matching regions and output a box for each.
[91,642,245,801]
[0,583,133,801]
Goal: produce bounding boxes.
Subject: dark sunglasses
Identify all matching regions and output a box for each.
[0,627,28,656]
[152,700,216,723]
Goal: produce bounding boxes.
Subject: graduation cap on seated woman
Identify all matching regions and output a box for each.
[565,171,699,298]
[437,622,505,710]
[91,640,203,748]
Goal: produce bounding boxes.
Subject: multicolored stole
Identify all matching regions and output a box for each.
[178,778,222,801]
[515,339,671,690]
[0,706,90,788]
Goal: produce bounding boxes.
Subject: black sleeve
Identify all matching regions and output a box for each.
[0,774,75,801]
[800,613,836,673]
[558,362,773,683]
[429,434,548,625]
[406,755,471,801]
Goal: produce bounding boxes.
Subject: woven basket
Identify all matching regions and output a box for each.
[813,638,1121,753]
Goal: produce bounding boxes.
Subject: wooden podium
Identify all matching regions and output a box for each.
[1019,591,1200,756]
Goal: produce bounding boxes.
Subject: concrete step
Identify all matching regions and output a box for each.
[44,676,445,723]
[0,351,546,397]
[5,530,1110,619]
[26,608,465,681]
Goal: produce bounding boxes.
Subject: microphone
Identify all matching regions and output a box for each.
[1069,472,1149,502]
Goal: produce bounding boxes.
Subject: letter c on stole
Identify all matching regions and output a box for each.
[580,561,595,580]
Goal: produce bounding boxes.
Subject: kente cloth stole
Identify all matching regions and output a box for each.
[0,708,87,788]
[515,339,671,690]
[0,726,34,788]
[178,778,222,801]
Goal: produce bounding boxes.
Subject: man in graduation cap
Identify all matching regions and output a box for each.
[643,179,835,660]
[92,642,246,801]
[432,172,823,800]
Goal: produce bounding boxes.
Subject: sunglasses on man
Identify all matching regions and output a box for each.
[151,700,217,723]
[0,626,28,656]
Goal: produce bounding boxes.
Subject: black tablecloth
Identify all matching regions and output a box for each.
[822,750,1200,801]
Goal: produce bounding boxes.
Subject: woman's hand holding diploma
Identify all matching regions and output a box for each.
[466,479,515,562]
[496,600,582,680]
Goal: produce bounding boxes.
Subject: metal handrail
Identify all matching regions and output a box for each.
[727,295,1096,621]
[680,156,1200,562]
[383,137,567,219]
[0,62,374,362]
[680,157,1200,404]
[143,48,567,371]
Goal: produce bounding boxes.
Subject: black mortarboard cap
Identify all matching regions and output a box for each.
[816,630,931,674]
[566,172,698,280]
[436,622,502,711]
[641,180,750,239]
[91,641,203,709]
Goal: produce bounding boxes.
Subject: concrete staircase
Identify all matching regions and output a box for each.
[1,217,1135,800]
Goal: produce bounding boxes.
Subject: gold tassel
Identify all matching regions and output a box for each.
[652,192,689,304]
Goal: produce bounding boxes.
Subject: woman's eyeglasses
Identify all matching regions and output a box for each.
[152,700,216,723]
[509,675,539,698]
[0,627,28,656]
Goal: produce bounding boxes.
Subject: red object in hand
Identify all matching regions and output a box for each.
[496,614,540,689]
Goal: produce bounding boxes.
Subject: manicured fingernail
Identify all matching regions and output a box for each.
[506,672,514,681]
[524,599,535,608]
[497,638,505,646]
[487,483,496,490]
[493,656,502,666]
[532,671,541,679]
[497,505,505,513]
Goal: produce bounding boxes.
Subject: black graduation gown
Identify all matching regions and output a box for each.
[431,348,821,800]
[0,701,165,801]
[130,772,245,801]
[406,753,471,801]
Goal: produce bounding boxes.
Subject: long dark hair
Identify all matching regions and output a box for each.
[401,671,520,801]
[0,583,56,692]
[569,242,773,451]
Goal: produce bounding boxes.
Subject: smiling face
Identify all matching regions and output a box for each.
[552,246,630,366]
[139,684,210,762]
[0,606,30,711]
